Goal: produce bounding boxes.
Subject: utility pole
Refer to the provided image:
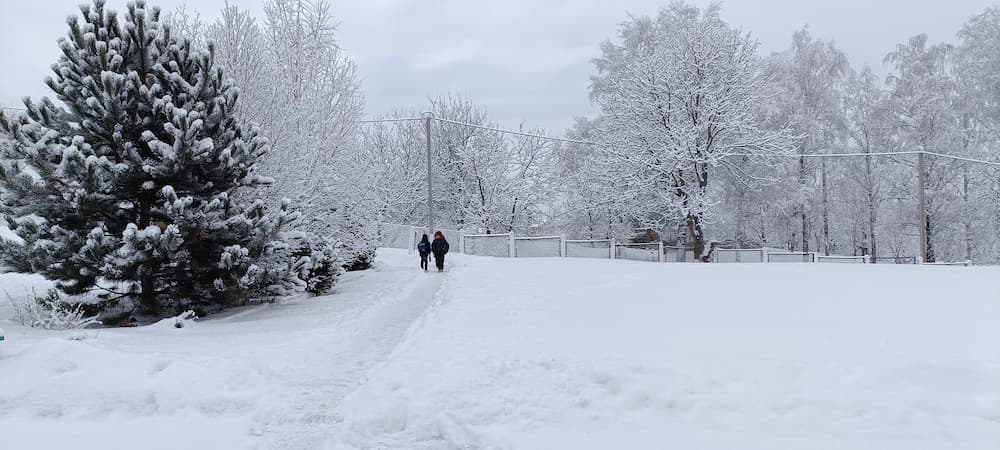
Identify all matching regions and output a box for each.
[917,151,928,263]
[423,112,434,235]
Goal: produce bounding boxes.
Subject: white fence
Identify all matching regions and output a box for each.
[565,239,614,259]
[816,255,868,264]
[767,252,816,263]
[463,233,513,257]
[379,223,419,250]
[379,223,465,253]
[513,236,563,257]
[615,242,664,262]
[712,248,881,264]
[922,260,972,266]
[664,246,697,262]
[410,227,463,254]
[380,224,930,266]
[713,248,766,263]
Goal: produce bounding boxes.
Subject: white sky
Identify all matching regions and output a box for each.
[1,0,995,131]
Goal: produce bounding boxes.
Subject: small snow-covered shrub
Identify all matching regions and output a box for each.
[8,289,100,330]
[337,222,378,272]
[287,232,344,295]
[342,246,376,272]
[173,310,197,328]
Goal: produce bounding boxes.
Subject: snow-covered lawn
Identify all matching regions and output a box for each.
[2,249,998,449]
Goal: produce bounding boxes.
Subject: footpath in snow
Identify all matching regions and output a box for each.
[2,249,999,449]
[0,249,445,450]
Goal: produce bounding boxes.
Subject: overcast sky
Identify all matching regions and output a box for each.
[1,0,996,131]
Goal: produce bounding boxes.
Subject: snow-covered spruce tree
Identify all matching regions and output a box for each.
[590,3,796,261]
[0,0,298,316]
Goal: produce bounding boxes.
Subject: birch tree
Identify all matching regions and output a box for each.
[843,66,892,261]
[884,34,958,263]
[771,28,849,254]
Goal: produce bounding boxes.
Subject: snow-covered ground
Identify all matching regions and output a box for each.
[0,249,444,449]
[1,249,998,449]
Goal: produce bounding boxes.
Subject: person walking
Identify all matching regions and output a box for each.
[417,234,431,271]
[431,231,450,272]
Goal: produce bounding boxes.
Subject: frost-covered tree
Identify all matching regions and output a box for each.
[955,8,1000,262]
[0,0,297,316]
[359,111,430,226]
[552,117,631,239]
[842,66,893,261]
[590,2,795,260]
[884,34,960,263]
[956,7,1000,139]
[361,95,555,235]
[165,0,371,272]
[770,28,849,254]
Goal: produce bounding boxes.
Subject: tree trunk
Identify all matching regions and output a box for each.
[509,198,518,233]
[925,213,935,263]
[799,155,809,253]
[137,199,158,314]
[821,158,830,255]
[735,181,748,247]
[964,166,973,262]
[687,212,706,262]
[586,211,595,240]
[865,153,877,263]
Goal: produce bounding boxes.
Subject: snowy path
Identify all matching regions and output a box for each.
[252,254,447,449]
[0,249,446,450]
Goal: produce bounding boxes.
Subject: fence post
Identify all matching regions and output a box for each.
[560,235,566,257]
[658,241,665,262]
[509,233,516,258]
[610,239,616,259]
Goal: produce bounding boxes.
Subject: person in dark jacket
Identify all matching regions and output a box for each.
[416,234,431,271]
[431,231,450,272]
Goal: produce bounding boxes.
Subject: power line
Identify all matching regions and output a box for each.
[359,114,592,145]
[431,116,592,145]
[733,150,1000,167]
[360,115,1000,167]
[358,116,425,124]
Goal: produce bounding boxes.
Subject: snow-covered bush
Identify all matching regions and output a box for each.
[332,212,378,272]
[8,289,100,330]
[286,232,344,295]
[172,310,197,328]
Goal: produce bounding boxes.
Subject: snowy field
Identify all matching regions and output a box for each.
[1,249,998,449]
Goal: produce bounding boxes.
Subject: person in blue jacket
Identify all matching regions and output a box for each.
[431,231,450,272]
[417,234,431,271]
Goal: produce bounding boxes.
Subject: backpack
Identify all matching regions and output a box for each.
[417,241,430,253]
